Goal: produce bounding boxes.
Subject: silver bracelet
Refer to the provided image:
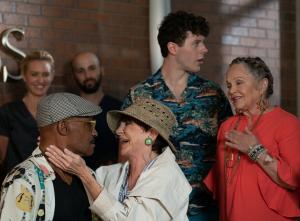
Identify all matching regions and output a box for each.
[248,144,266,161]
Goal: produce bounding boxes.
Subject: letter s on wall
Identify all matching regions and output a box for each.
[0,28,26,82]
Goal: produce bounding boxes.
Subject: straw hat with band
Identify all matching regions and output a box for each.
[107,98,177,152]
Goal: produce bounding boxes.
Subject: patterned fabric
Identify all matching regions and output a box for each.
[36,92,102,127]
[118,158,157,203]
[122,69,232,215]
[90,147,191,221]
[118,166,129,203]
[0,147,97,221]
[0,148,55,221]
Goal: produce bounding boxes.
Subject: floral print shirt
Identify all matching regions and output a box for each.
[0,148,96,221]
[0,148,55,221]
[122,69,232,215]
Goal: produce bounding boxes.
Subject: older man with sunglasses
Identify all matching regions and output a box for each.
[0,92,101,221]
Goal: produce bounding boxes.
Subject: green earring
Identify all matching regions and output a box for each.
[145,137,153,146]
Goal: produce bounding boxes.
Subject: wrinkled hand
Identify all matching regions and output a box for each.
[45,145,87,177]
[224,127,259,154]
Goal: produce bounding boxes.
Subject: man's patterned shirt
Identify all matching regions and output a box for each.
[122,70,232,214]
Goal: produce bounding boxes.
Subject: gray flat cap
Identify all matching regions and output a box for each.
[36,92,102,127]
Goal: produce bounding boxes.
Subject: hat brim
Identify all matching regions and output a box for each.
[107,110,177,152]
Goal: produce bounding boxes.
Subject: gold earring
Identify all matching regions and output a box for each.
[257,94,266,112]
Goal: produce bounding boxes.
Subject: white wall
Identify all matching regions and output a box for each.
[149,0,171,73]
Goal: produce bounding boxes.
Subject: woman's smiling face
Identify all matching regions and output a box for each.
[115,120,149,159]
[23,60,54,97]
[226,63,263,115]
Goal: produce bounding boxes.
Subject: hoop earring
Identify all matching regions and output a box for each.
[145,137,153,146]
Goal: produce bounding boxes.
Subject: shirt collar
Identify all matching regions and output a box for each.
[31,147,56,180]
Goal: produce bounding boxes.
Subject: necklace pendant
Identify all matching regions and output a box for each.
[226,159,234,168]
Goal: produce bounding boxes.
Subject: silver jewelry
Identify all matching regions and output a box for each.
[248,144,266,161]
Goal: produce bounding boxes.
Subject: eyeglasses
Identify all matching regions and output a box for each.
[67,119,96,132]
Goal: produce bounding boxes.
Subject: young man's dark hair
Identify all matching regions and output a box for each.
[158,10,210,57]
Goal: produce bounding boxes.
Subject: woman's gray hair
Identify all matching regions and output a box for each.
[229,57,273,98]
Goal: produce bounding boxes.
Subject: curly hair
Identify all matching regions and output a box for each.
[230,57,274,98]
[158,10,209,57]
[20,50,55,75]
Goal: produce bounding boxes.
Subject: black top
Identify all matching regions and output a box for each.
[53,174,92,221]
[0,100,39,182]
[84,95,121,170]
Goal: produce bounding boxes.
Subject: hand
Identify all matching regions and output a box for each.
[225,127,259,154]
[45,145,87,177]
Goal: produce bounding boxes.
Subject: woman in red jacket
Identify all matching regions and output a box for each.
[204,57,300,221]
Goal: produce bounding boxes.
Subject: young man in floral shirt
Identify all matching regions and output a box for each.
[122,11,232,220]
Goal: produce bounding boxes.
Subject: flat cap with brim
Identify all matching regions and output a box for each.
[107,98,177,152]
[36,92,102,127]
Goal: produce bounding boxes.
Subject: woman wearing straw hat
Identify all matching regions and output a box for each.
[46,98,192,221]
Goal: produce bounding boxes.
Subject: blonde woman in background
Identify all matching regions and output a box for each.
[0,50,55,182]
